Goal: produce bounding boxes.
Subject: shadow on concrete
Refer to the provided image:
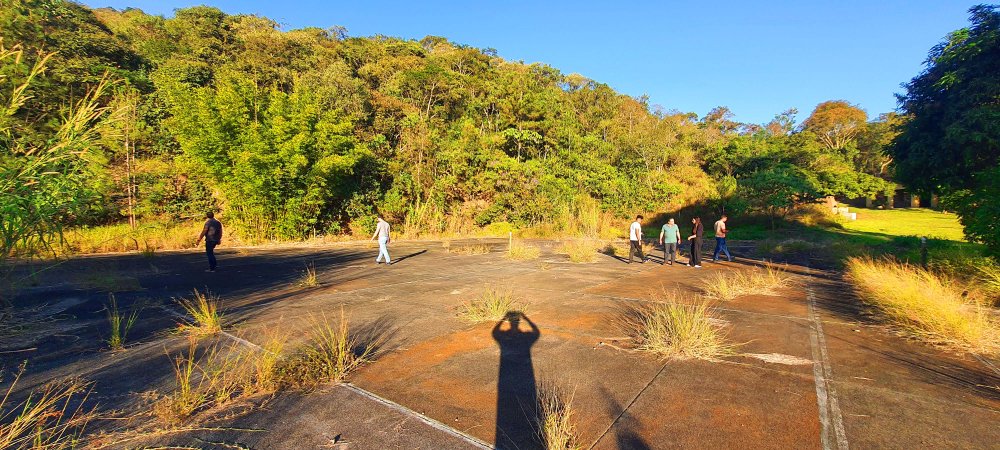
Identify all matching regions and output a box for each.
[392,249,428,265]
[492,310,541,450]
[598,386,652,450]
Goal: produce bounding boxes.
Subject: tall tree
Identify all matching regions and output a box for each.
[802,100,867,151]
[892,4,1000,255]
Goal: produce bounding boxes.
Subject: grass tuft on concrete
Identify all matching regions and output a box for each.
[105,294,140,351]
[558,240,598,263]
[507,240,541,261]
[458,286,526,323]
[847,256,1000,355]
[175,289,223,337]
[298,262,319,287]
[620,292,734,360]
[278,311,380,387]
[537,382,581,450]
[702,265,791,300]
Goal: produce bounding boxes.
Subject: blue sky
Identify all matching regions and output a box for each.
[81,0,976,124]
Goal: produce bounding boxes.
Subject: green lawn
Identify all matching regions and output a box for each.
[841,208,967,242]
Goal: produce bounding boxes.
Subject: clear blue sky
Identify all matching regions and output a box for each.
[81,0,977,124]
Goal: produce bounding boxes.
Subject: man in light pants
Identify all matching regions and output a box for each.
[370,215,391,265]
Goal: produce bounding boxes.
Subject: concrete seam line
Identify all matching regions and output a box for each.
[341,383,492,449]
[588,360,670,450]
[807,286,849,450]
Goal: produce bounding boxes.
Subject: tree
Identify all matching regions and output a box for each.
[892,4,1000,255]
[803,100,867,151]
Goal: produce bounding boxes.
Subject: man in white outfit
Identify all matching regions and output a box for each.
[628,215,648,264]
[370,216,391,265]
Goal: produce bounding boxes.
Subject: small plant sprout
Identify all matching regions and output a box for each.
[105,293,140,351]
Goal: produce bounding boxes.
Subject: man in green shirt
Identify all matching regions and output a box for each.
[658,218,682,266]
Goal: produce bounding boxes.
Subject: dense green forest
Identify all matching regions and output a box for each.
[3,0,995,255]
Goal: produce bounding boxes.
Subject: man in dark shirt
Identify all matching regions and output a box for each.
[195,212,223,272]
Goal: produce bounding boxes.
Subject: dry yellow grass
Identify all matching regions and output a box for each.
[175,289,223,337]
[458,285,525,323]
[847,256,1000,355]
[537,382,581,450]
[557,240,599,263]
[619,291,734,360]
[278,311,380,387]
[298,262,319,287]
[0,366,95,449]
[506,240,541,261]
[702,265,792,300]
[448,243,492,255]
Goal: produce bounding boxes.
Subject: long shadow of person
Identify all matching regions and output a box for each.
[599,386,652,450]
[493,310,542,450]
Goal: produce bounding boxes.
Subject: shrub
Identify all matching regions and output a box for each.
[846,256,1000,355]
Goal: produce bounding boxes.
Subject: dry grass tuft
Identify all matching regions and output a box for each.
[557,240,598,263]
[298,262,319,287]
[537,382,581,450]
[448,243,492,255]
[458,286,526,323]
[105,294,140,351]
[0,365,96,449]
[619,291,734,360]
[702,265,792,300]
[278,311,380,387]
[507,240,541,261]
[847,256,1000,355]
[175,289,223,337]
[152,342,208,426]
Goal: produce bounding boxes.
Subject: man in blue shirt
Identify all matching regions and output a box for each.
[658,218,681,265]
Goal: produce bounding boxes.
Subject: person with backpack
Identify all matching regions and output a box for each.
[687,216,704,268]
[712,214,732,262]
[658,218,682,265]
[195,212,223,272]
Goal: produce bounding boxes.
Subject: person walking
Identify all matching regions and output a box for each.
[659,218,682,266]
[195,212,223,272]
[687,216,703,268]
[370,215,392,265]
[628,215,648,264]
[712,214,732,262]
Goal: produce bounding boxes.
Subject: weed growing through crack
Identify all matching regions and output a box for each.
[0,364,96,449]
[175,289,223,337]
[620,291,734,360]
[847,256,1000,355]
[702,264,791,300]
[298,262,319,287]
[537,382,581,450]
[279,311,380,387]
[105,294,140,351]
[458,285,526,323]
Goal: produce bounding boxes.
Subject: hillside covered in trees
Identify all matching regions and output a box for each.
[1,0,912,250]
